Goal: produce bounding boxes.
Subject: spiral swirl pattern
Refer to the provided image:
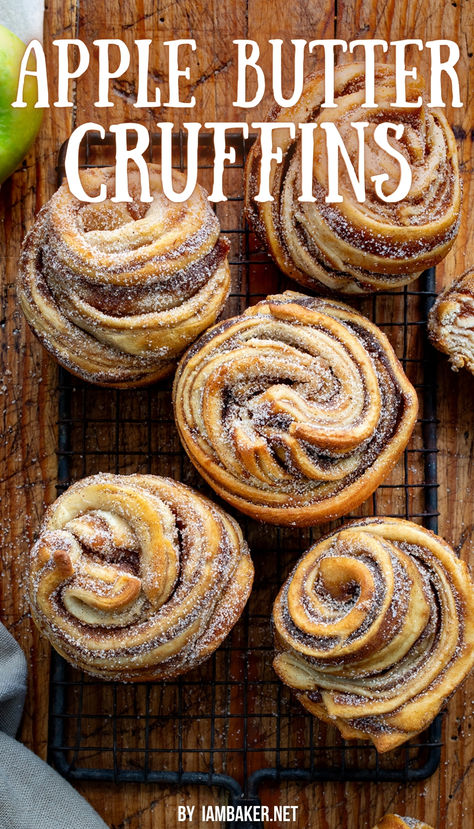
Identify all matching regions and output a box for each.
[428,266,474,374]
[18,165,230,387]
[29,474,253,681]
[273,518,474,752]
[372,817,433,829]
[245,62,461,294]
[173,291,418,525]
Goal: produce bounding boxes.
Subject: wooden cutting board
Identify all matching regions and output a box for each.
[0,1,472,827]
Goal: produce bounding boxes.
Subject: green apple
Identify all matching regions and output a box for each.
[0,24,43,185]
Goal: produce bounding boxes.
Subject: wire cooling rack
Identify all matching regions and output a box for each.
[48,132,442,828]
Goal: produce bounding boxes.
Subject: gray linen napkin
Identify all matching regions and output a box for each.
[0,622,108,829]
[0,0,44,43]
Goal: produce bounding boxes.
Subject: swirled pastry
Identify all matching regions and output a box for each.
[173,291,418,526]
[18,165,231,387]
[372,817,433,829]
[273,518,474,752]
[245,62,461,294]
[428,267,474,374]
[29,474,253,681]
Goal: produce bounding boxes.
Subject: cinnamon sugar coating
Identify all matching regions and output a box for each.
[372,816,433,829]
[273,517,474,752]
[173,291,418,526]
[245,63,461,295]
[29,473,253,681]
[18,166,230,387]
[428,267,474,374]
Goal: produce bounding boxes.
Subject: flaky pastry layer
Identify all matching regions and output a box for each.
[273,517,474,752]
[29,473,253,681]
[245,63,461,294]
[428,267,474,374]
[173,291,418,525]
[18,165,230,387]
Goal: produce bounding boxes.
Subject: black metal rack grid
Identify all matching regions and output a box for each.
[48,132,442,824]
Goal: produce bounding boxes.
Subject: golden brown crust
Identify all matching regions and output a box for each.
[428,267,474,374]
[18,165,231,387]
[173,291,418,526]
[29,473,253,681]
[273,517,474,752]
[372,816,433,829]
[245,63,461,295]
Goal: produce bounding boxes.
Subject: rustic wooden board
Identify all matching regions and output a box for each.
[0,1,472,827]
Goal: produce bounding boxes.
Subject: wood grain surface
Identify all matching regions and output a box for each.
[0,1,472,827]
